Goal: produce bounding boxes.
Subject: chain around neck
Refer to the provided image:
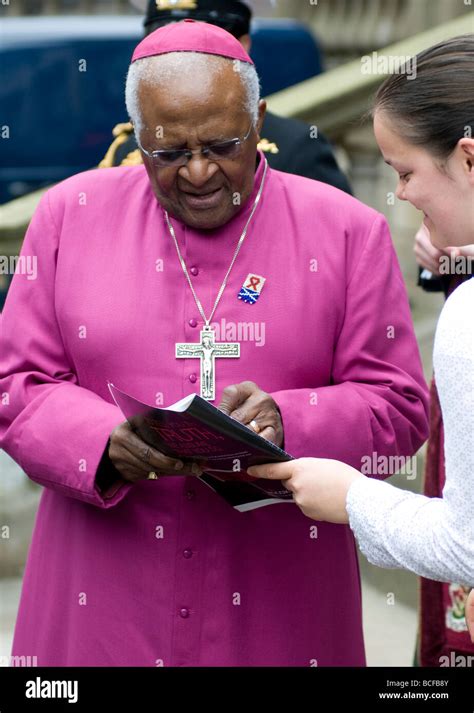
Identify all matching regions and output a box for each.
[164,157,268,327]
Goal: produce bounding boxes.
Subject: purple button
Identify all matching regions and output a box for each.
[190,266,199,276]
[179,608,190,618]
[189,373,197,383]
[183,549,193,559]
[186,490,195,501]
[188,318,198,328]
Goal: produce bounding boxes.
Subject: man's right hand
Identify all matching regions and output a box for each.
[108,421,202,483]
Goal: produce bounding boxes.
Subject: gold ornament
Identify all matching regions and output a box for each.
[156,0,198,10]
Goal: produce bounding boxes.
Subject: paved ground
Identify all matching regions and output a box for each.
[361,557,419,666]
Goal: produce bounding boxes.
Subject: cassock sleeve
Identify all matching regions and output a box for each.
[0,191,132,508]
[270,214,429,472]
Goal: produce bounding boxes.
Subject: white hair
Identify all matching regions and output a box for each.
[125,52,260,134]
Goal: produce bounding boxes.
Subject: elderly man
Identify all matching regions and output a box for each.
[0,21,428,666]
[102,0,353,194]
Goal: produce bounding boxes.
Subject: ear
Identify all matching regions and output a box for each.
[256,100,266,138]
[459,137,474,184]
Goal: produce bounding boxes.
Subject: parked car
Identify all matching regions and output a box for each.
[0,15,323,203]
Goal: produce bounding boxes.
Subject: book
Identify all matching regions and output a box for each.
[108,383,294,512]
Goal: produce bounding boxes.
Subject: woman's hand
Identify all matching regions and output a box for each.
[414,222,474,274]
[248,458,363,524]
[444,244,474,260]
[414,223,444,274]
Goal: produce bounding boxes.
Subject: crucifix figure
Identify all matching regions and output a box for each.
[176,326,240,401]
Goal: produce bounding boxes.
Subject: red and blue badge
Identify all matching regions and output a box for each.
[238,274,266,305]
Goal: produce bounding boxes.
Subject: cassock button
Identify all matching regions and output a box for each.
[179,608,190,618]
[188,318,198,328]
[183,549,193,559]
[189,373,197,383]
[186,490,195,500]
[190,266,199,276]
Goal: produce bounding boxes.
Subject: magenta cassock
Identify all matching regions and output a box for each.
[0,153,429,666]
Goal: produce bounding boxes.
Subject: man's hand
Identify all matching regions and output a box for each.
[108,421,203,483]
[218,380,284,447]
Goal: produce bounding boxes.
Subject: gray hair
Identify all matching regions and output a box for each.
[125,52,260,134]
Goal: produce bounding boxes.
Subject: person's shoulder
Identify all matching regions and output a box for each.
[46,164,148,204]
[269,166,380,224]
[99,122,142,168]
[437,277,474,353]
[263,111,313,140]
[445,277,474,313]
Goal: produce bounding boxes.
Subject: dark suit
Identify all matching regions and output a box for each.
[259,112,352,193]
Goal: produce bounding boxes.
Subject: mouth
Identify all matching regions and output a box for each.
[181,186,224,211]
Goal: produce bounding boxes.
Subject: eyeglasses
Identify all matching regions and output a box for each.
[135,123,253,168]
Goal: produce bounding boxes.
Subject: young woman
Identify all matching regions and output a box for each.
[249,36,474,596]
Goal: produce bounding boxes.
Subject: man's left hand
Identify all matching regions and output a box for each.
[218,380,284,447]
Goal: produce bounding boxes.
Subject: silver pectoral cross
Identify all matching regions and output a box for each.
[176,326,240,401]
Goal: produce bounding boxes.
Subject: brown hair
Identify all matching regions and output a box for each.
[373,34,474,161]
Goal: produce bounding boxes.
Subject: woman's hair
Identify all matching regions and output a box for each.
[373,34,474,162]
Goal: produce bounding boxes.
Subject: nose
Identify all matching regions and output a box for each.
[395,180,407,201]
[178,154,219,189]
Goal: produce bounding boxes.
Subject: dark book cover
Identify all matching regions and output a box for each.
[108,383,294,512]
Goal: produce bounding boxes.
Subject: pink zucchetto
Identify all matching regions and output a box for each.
[131,18,254,65]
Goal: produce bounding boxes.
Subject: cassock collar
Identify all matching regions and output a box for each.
[246,148,266,214]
